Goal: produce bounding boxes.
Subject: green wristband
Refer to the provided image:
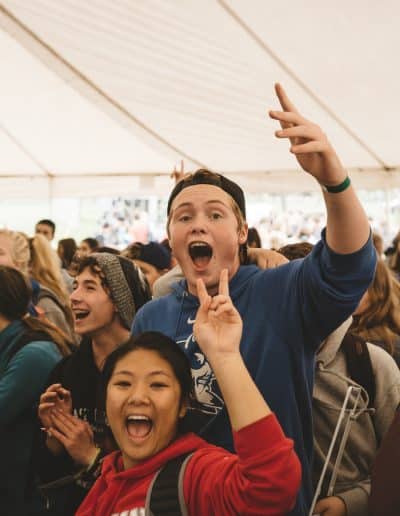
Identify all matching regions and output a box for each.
[322,176,351,193]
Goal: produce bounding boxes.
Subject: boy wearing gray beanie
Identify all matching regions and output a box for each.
[35,253,151,515]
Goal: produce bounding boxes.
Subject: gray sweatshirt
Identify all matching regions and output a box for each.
[313,317,400,516]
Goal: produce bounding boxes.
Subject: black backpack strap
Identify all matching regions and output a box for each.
[341,332,375,407]
[145,452,193,516]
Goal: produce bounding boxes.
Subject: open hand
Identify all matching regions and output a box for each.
[247,247,288,268]
[269,84,346,186]
[38,383,73,428]
[194,269,242,360]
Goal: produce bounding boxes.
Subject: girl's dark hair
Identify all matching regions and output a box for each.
[0,265,71,357]
[58,238,77,268]
[0,265,31,320]
[82,237,99,252]
[102,332,195,407]
[247,227,262,248]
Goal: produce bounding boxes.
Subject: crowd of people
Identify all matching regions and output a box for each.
[1,84,400,516]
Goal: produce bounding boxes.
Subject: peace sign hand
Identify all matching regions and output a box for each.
[170,159,187,185]
[193,269,243,361]
[269,83,346,186]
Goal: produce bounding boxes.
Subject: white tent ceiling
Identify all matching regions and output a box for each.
[0,0,399,198]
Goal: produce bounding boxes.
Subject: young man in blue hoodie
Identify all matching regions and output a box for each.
[132,84,377,515]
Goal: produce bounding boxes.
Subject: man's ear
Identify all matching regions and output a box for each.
[238,223,248,245]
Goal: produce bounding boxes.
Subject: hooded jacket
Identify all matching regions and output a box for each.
[132,232,376,515]
[313,318,400,516]
[77,414,301,516]
[0,320,61,515]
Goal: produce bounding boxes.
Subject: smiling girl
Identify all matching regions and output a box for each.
[77,270,301,515]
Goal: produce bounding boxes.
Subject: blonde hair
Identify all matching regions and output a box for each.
[351,258,400,355]
[0,229,30,275]
[29,234,74,325]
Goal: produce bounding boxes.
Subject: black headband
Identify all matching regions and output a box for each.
[167,170,246,219]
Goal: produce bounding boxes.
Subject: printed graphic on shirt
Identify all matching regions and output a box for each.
[74,407,108,441]
[177,327,224,416]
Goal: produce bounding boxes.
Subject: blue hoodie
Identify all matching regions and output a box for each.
[132,231,376,515]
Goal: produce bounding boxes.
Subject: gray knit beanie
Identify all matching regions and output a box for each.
[90,253,151,328]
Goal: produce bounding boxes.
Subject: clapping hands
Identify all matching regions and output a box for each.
[38,383,98,466]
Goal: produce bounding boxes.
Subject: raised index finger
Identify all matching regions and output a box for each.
[275,83,299,114]
[218,269,229,297]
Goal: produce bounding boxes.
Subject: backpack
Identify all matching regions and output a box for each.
[341,332,375,408]
[145,453,193,516]
[147,335,375,516]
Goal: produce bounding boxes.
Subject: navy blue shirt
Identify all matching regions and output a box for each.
[132,231,376,515]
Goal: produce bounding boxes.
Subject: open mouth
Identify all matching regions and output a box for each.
[126,415,153,439]
[73,310,90,321]
[188,242,213,268]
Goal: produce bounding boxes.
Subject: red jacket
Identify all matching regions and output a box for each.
[77,414,301,515]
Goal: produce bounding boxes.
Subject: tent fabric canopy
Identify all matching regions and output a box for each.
[0,0,399,198]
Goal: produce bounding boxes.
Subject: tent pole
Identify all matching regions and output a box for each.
[48,176,54,222]
[385,187,391,240]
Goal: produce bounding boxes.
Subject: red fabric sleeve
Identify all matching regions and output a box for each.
[184,414,301,515]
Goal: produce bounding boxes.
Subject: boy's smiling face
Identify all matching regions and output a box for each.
[168,184,247,296]
[70,267,117,336]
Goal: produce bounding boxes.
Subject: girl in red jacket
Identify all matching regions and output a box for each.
[77,270,301,515]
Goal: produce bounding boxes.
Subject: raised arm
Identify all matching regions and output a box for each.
[270,83,370,254]
[193,269,271,430]
[191,270,300,514]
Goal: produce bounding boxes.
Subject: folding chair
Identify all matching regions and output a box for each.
[309,385,364,516]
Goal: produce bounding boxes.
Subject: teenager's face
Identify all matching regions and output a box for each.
[78,241,92,257]
[0,235,15,269]
[106,349,185,470]
[168,184,247,295]
[133,259,162,290]
[70,267,117,336]
[35,223,54,241]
